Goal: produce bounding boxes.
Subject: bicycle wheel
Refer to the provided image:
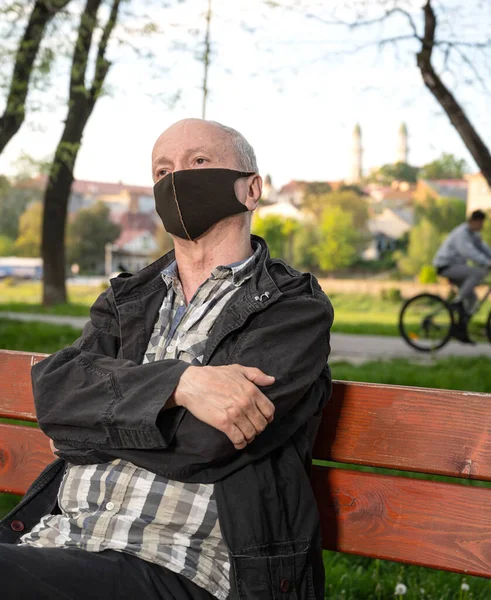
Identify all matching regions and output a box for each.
[486,310,491,344]
[399,293,454,352]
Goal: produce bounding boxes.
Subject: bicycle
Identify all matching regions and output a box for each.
[399,282,491,352]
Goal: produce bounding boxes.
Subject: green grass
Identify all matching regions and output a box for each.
[332,355,491,392]
[0,280,96,317]
[0,318,82,353]
[328,293,491,341]
[1,283,490,342]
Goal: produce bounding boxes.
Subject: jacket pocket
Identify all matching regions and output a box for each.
[232,544,316,600]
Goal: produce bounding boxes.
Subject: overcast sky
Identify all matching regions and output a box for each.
[0,0,490,188]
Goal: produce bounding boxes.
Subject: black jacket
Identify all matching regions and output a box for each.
[0,236,333,599]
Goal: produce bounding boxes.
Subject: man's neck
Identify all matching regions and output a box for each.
[174,220,253,303]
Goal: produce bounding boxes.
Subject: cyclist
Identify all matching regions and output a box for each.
[433,209,491,344]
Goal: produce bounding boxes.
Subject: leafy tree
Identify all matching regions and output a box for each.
[312,206,361,273]
[0,235,15,256]
[0,176,41,239]
[293,223,321,272]
[252,214,299,261]
[420,153,467,180]
[14,201,43,257]
[369,162,420,185]
[66,202,120,273]
[302,190,369,230]
[396,219,442,277]
[304,181,332,196]
[415,196,466,234]
[0,0,72,154]
[482,212,491,247]
[42,0,123,305]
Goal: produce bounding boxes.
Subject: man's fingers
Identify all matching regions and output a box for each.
[237,365,275,387]
[255,392,275,423]
[227,424,247,450]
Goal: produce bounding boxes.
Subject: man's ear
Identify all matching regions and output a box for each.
[244,174,262,211]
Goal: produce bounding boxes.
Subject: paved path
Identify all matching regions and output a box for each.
[1,311,491,363]
[330,332,491,363]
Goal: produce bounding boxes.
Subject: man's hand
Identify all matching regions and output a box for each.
[173,365,275,450]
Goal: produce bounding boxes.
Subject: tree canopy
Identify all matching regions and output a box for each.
[14,201,43,257]
[420,153,468,180]
[66,202,121,273]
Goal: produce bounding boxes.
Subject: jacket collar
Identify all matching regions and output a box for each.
[110,235,281,309]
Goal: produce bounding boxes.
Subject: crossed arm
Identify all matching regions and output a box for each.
[35,287,333,470]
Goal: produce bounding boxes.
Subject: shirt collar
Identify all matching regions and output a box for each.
[161,240,261,289]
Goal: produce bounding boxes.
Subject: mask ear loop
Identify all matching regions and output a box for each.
[171,171,193,241]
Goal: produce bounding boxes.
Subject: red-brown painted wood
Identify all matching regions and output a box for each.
[314,380,491,481]
[0,350,46,421]
[0,423,52,495]
[312,467,491,578]
[1,351,491,480]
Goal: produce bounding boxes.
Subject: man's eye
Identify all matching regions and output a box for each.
[195,158,207,165]
[157,169,168,178]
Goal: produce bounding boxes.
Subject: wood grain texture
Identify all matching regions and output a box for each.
[314,380,491,481]
[0,423,53,495]
[312,467,491,578]
[0,350,46,421]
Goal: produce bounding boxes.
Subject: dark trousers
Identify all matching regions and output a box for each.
[0,544,215,600]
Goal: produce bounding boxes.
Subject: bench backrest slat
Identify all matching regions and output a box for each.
[314,381,491,481]
[1,349,490,578]
[0,423,52,496]
[0,350,43,421]
[312,466,491,577]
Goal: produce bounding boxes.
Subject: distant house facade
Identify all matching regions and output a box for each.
[467,173,491,215]
[414,179,468,204]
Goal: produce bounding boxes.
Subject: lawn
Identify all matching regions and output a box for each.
[0,318,82,353]
[0,316,490,597]
[2,281,490,341]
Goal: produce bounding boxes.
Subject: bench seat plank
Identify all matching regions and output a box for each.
[312,466,491,578]
[0,423,52,496]
[314,381,491,481]
[0,350,45,422]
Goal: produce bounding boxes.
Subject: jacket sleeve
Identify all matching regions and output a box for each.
[165,289,334,472]
[32,287,191,450]
[456,229,491,265]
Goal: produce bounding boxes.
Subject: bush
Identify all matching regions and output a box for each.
[2,276,16,288]
[380,287,402,303]
[419,265,438,284]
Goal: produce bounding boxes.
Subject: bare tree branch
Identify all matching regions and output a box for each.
[416,0,491,186]
[0,0,72,154]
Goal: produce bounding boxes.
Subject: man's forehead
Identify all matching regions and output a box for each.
[152,120,230,158]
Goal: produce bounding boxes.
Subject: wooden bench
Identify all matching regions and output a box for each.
[1,348,490,578]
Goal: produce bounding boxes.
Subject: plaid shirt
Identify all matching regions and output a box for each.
[20,242,261,600]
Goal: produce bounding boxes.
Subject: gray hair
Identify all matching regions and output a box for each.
[208,121,258,172]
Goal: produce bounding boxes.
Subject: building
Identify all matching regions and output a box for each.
[364,207,414,260]
[397,122,409,164]
[348,124,363,184]
[414,179,468,204]
[467,173,491,215]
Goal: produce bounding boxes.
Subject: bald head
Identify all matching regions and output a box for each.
[151,119,257,183]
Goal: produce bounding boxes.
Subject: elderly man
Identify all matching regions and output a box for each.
[0,119,333,600]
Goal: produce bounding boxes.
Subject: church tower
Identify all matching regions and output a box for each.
[349,123,363,184]
[397,122,409,164]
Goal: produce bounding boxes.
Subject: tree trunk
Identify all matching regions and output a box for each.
[42,115,90,304]
[42,0,121,305]
[0,0,72,155]
[416,1,491,187]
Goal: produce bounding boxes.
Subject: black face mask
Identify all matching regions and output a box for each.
[153,168,255,241]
